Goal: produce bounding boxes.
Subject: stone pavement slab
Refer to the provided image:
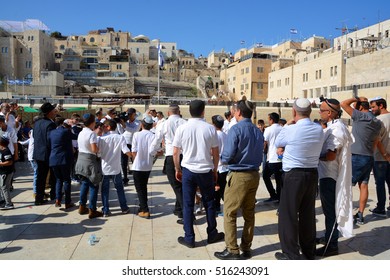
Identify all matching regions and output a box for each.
[1,158,390,260]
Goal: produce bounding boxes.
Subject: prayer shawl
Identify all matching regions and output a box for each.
[333,120,354,238]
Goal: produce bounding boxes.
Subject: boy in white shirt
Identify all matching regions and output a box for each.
[98,119,132,217]
[132,116,161,218]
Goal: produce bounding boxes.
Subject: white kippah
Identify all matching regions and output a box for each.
[293,98,311,112]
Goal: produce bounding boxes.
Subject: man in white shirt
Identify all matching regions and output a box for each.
[369,97,390,216]
[150,104,186,223]
[274,98,324,260]
[173,100,224,248]
[262,112,283,202]
[98,119,132,217]
[316,98,353,257]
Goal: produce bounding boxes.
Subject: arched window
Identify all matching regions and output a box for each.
[90,37,95,43]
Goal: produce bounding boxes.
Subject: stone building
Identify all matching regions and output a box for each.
[267,19,390,102]
[219,45,277,101]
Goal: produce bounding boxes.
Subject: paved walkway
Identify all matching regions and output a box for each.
[1,158,390,260]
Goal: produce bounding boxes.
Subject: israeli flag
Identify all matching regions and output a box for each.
[158,43,164,68]
[290,28,298,34]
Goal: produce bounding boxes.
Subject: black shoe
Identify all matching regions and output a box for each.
[178,236,195,248]
[315,246,339,257]
[34,199,48,206]
[214,249,240,260]
[316,236,326,245]
[241,250,252,259]
[264,197,278,203]
[274,252,291,260]
[369,207,387,218]
[207,232,225,244]
[176,218,184,225]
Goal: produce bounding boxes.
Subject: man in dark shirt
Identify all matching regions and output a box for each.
[341,97,381,224]
[33,102,57,205]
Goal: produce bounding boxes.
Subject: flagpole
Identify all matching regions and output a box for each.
[158,58,160,104]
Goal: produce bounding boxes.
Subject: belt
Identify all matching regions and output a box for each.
[289,168,317,172]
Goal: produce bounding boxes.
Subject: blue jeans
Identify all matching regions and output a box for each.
[52,165,72,205]
[182,167,218,244]
[373,161,390,211]
[79,178,99,211]
[29,160,38,194]
[101,173,128,214]
[319,178,339,247]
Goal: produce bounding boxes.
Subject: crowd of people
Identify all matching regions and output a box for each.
[0,95,389,260]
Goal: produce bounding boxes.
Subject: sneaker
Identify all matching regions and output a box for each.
[354,211,364,225]
[195,206,202,215]
[0,204,14,210]
[122,208,130,214]
[369,207,387,218]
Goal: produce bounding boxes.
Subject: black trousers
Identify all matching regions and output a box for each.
[121,144,132,183]
[35,160,52,202]
[133,170,151,212]
[278,168,318,260]
[262,161,283,200]
[164,155,183,216]
[215,171,228,211]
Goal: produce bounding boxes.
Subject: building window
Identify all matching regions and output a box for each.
[245,83,249,90]
[270,81,274,88]
[90,37,95,43]
[319,70,322,79]
[303,73,305,82]
[241,84,244,90]
[136,48,139,53]
[257,66,264,73]
[386,30,389,38]
[334,66,337,76]
[245,67,249,73]
[257,82,263,89]
[330,67,333,77]
[1,47,8,53]
[31,36,34,41]
[115,37,120,42]
[241,69,244,74]
[117,64,122,70]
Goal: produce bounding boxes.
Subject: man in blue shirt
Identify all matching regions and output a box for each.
[274,98,324,260]
[214,99,264,260]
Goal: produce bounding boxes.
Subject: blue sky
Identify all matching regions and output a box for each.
[1,0,390,57]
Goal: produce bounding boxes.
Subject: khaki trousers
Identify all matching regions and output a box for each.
[223,170,259,254]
